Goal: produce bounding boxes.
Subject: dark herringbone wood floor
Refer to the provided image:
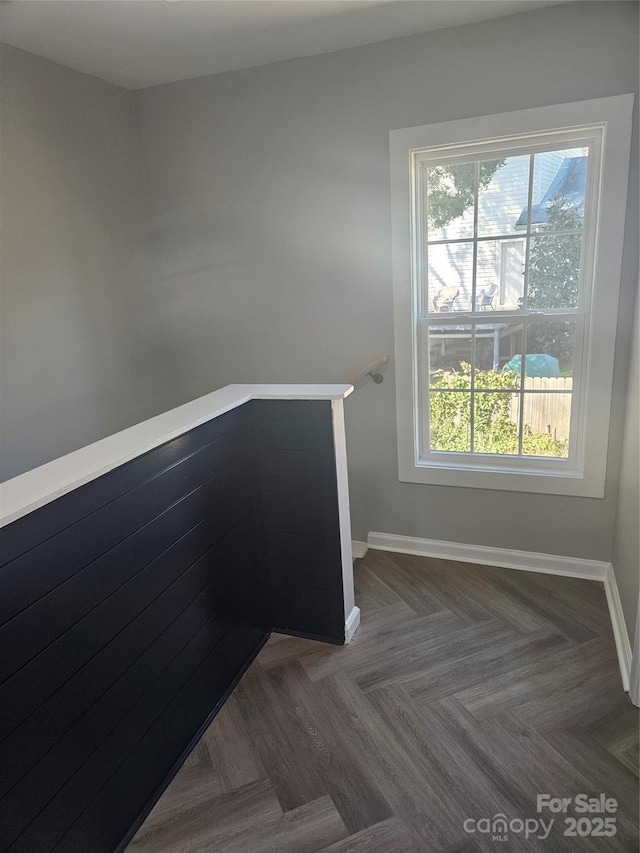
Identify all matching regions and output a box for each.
[128,551,639,852]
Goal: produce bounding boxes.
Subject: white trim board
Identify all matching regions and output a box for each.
[366,531,632,694]
[603,565,632,694]
[367,532,609,581]
[629,609,640,708]
[0,383,353,528]
[345,606,361,643]
[331,398,356,634]
[352,541,369,560]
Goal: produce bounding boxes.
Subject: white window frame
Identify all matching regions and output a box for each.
[390,95,634,497]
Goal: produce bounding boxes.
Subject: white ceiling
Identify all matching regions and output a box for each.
[1,0,568,90]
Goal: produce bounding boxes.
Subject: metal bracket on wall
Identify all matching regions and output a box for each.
[345,356,389,387]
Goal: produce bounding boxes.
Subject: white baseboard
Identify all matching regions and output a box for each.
[366,531,633,694]
[603,565,632,693]
[629,609,640,707]
[345,606,361,643]
[351,540,369,560]
[367,532,609,581]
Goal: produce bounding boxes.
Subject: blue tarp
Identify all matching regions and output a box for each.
[503,354,560,378]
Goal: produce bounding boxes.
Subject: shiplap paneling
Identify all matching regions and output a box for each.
[251,400,345,644]
[0,399,347,853]
[0,406,267,853]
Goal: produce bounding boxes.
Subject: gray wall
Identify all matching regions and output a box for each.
[613,289,639,638]
[0,45,148,480]
[134,1,639,559]
[1,4,638,581]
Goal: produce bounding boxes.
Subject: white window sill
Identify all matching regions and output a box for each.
[399,462,604,497]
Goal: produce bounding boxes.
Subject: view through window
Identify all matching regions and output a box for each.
[419,139,591,462]
[392,96,633,496]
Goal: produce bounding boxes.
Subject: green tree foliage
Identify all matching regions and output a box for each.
[526,321,574,373]
[430,365,567,457]
[426,160,505,229]
[527,198,582,309]
[526,198,583,369]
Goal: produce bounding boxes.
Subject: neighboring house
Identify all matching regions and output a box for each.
[428,150,586,315]
[515,154,588,228]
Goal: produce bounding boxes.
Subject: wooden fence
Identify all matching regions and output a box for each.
[510,377,572,440]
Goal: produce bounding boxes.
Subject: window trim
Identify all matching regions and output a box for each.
[390,95,634,497]
[416,133,596,473]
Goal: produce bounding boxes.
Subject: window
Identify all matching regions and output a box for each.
[390,96,634,496]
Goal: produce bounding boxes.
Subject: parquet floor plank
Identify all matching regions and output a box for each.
[582,704,640,776]
[264,660,393,834]
[315,817,421,853]
[402,630,569,703]
[200,693,266,793]
[231,661,328,812]
[301,610,470,685]
[455,638,618,721]
[128,551,639,852]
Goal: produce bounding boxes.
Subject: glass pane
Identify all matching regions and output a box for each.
[429,391,470,453]
[522,391,571,457]
[477,155,530,238]
[521,319,574,458]
[476,238,525,311]
[427,242,473,314]
[474,322,525,387]
[473,391,520,455]
[429,325,472,387]
[527,233,582,310]
[530,147,587,233]
[525,320,575,376]
[426,162,475,241]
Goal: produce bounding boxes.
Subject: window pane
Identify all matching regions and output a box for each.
[427,242,473,314]
[530,148,587,233]
[429,391,471,452]
[474,322,525,387]
[522,389,571,458]
[473,391,520,455]
[429,325,472,386]
[525,320,575,376]
[476,238,525,311]
[520,320,574,458]
[426,162,475,241]
[477,155,530,238]
[527,233,582,310]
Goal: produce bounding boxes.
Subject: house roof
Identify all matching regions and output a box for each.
[515,155,587,227]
